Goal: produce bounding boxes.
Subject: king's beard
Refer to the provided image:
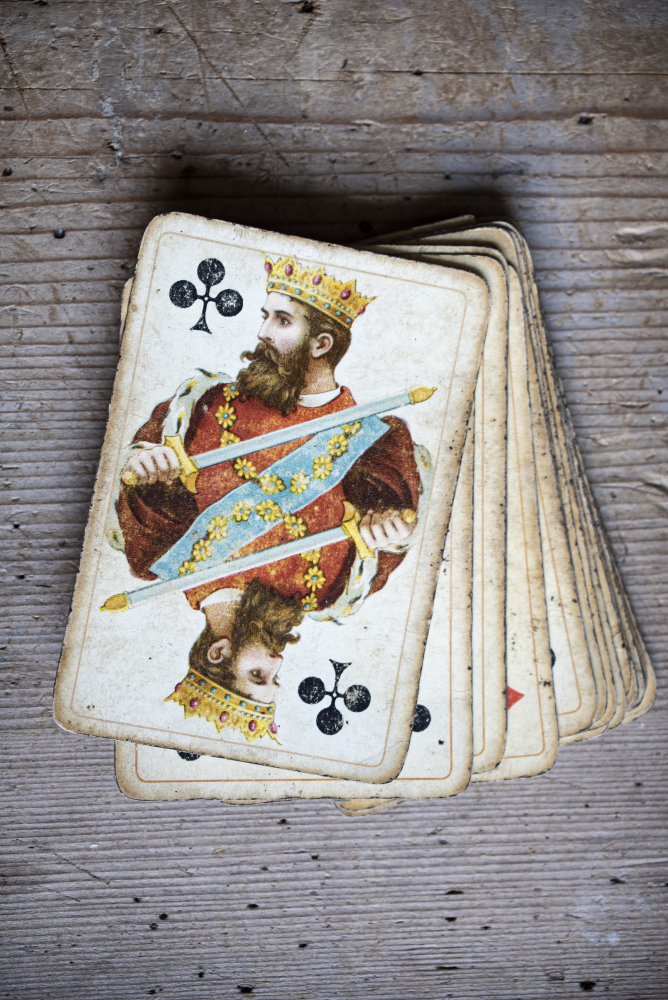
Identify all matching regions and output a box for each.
[236,338,314,416]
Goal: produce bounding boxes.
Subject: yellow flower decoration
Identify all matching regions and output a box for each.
[327,433,348,457]
[284,514,307,539]
[234,457,256,479]
[223,383,240,401]
[206,514,228,541]
[232,501,253,522]
[303,549,322,564]
[207,527,227,541]
[192,539,213,562]
[303,565,325,590]
[312,454,333,480]
[215,403,237,429]
[219,429,241,447]
[290,472,310,495]
[301,594,318,612]
[259,473,286,496]
[178,560,196,576]
[342,421,361,436]
[255,500,282,523]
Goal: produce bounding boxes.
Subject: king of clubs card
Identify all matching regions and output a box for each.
[54,215,488,782]
[107,253,431,746]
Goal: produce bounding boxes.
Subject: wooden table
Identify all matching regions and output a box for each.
[1,2,666,997]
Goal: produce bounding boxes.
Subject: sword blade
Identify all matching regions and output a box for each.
[101,523,347,611]
[192,387,423,470]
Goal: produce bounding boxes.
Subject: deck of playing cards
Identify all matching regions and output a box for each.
[52,212,655,805]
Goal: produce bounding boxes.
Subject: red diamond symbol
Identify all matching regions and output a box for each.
[507,686,524,709]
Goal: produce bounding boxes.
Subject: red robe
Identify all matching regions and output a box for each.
[117,385,421,611]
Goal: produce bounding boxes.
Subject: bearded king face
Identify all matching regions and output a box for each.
[236,291,343,415]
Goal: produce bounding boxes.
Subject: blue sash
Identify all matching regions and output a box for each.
[150,415,388,581]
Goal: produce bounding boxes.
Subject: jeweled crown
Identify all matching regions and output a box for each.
[166,668,280,744]
[264,255,374,327]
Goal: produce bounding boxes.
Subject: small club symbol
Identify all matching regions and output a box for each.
[298,659,370,736]
[411,704,431,732]
[169,257,243,333]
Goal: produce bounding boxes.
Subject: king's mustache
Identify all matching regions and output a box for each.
[240,341,306,376]
[236,337,312,415]
[243,341,282,363]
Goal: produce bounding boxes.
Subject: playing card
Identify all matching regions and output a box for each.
[410,238,599,741]
[53,212,490,782]
[491,223,631,736]
[494,224,627,736]
[472,260,558,780]
[441,221,653,737]
[110,215,655,803]
[116,423,475,801]
[509,224,655,726]
[434,228,624,742]
[378,237,594,764]
[373,246,509,774]
[114,241,516,798]
[379,230,624,768]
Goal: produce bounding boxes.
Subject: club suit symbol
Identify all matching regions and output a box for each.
[298,659,371,735]
[411,703,431,732]
[169,257,243,333]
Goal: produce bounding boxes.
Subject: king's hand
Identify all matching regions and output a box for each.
[122,445,182,486]
[359,508,416,552]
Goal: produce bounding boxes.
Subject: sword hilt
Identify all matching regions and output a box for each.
[121,469,138,487]
[121,435,199,494]
[340,502,415,560]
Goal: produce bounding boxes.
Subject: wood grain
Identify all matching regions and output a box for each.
[1,1,667,997]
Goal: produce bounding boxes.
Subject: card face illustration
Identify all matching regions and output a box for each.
[116,424,475,802]
[53,213,489,782]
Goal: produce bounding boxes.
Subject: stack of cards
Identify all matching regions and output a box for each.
[53,213,655,805]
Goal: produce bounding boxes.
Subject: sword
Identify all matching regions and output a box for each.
[101,502,415,612]
[121,385,436,494]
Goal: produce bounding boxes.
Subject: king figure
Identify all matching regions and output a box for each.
[108,255,430,743]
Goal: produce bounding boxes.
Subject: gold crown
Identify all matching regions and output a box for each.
[264,255,374,327]
[166,668,280,744]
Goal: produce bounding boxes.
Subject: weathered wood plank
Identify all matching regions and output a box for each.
[2,176,668,213]
[3,224,668,274]
[4,118,668,157]
[3,152,668,184]
[2,0,667,95]
[2,71,668,122]
[3,196,668,236]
